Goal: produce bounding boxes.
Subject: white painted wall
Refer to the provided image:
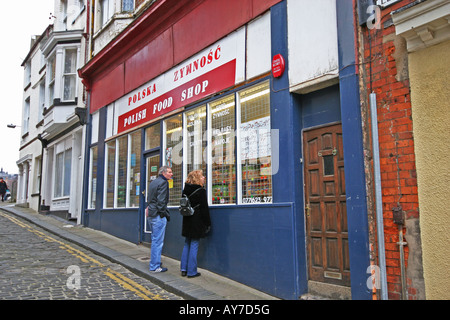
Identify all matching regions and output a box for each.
[287,0,339,93]
[246,11,272,80]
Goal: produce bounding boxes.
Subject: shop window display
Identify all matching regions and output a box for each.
[210,95,236,204]
[117,136,128,207]
[105,140,116,208]
[129,131,141,207]
[103,130,141,208]
[185,105,207,176]
[164,114,183,206]
[89,146,98,209]
[239,81,272,203]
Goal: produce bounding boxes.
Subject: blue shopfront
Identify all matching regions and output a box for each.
[80,0,371,300]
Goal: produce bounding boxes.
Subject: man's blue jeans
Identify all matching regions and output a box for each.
[149,215,167,271]
[180,238,199,276]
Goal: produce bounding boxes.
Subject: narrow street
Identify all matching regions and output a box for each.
[0,211,183,300]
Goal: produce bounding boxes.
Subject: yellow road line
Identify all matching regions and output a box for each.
[0,211,160,300]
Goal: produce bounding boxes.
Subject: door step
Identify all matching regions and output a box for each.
[306,280,352,300]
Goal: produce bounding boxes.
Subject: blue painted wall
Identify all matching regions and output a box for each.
[336,0,372,300]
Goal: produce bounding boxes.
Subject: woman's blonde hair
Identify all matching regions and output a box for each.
[186,170,204,186]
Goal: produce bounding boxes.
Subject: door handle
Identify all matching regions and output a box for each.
[305,204,311,217]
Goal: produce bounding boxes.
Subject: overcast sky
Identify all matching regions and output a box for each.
[0,0,55,174]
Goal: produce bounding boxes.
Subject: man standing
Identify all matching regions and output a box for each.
[147,166,173,273]
[0,178,8,202]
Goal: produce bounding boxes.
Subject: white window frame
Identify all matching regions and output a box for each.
[53,147,72,199]
[101,0,115,26]
[103,130,142,209]
[61,48,78,102]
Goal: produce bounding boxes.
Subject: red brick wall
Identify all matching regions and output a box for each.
[359,0,420,300]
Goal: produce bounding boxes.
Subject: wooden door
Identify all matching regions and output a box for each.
[303,124,350,286]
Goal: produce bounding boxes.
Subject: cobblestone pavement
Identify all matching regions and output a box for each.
[0,211,183,300]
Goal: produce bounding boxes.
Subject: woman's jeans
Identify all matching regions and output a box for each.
[180,238,200,276]
[149,215,167,271]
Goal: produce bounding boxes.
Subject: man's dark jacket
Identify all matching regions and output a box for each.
[0,180,8,194]
[147,175,170,220]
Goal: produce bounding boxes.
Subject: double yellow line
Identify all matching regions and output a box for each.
[0,211,162,300]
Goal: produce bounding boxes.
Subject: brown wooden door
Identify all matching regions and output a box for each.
[303,124,350,286]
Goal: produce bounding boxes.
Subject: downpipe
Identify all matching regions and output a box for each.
[370,93,388,300]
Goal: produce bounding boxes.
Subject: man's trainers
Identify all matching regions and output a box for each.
[151,267,168,273]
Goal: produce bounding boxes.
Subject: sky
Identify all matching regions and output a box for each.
[0,0,55,174]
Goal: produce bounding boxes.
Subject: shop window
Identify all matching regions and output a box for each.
[88,146,98,209]
[164,115,183,206]
[210,95,236,204]
[185,105,207,177]
[129,131,141,207]
[238,81,272,204]
[117,136,128,207]
[145,123,160,150]
[104,130,142,208]
[105,140,116,208]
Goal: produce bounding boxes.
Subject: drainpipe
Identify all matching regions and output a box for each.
[37,134,48,213]
[393,206,408,300]
[370,93,388,300]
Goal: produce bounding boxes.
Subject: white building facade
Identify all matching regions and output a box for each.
[18,0,88,222]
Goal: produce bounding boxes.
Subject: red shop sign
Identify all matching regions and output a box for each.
[118,59,236,133]
[272,54,285,78]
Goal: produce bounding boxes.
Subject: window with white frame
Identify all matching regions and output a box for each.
[105,140,116,208]
[33,156,42,194]
[48,56,56,106]
[54,148,72,198]
[123,0,134,11]
[63,48,77,101]
[24,61,31,87]
[164,114,183,206]
[23,98,30,135]
[88,146,98,209]
[39,81,45,122]
[129,131,142,207]
[101,0,115,26]
[103,130,142,208]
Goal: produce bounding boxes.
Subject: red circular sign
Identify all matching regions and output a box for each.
[272,54,285,78]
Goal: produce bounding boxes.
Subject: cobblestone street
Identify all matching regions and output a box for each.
[0,211,183,300]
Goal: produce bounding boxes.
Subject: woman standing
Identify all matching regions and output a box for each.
[180,170,211,278]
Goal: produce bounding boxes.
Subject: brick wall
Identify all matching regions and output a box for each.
[358,0,421,300]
